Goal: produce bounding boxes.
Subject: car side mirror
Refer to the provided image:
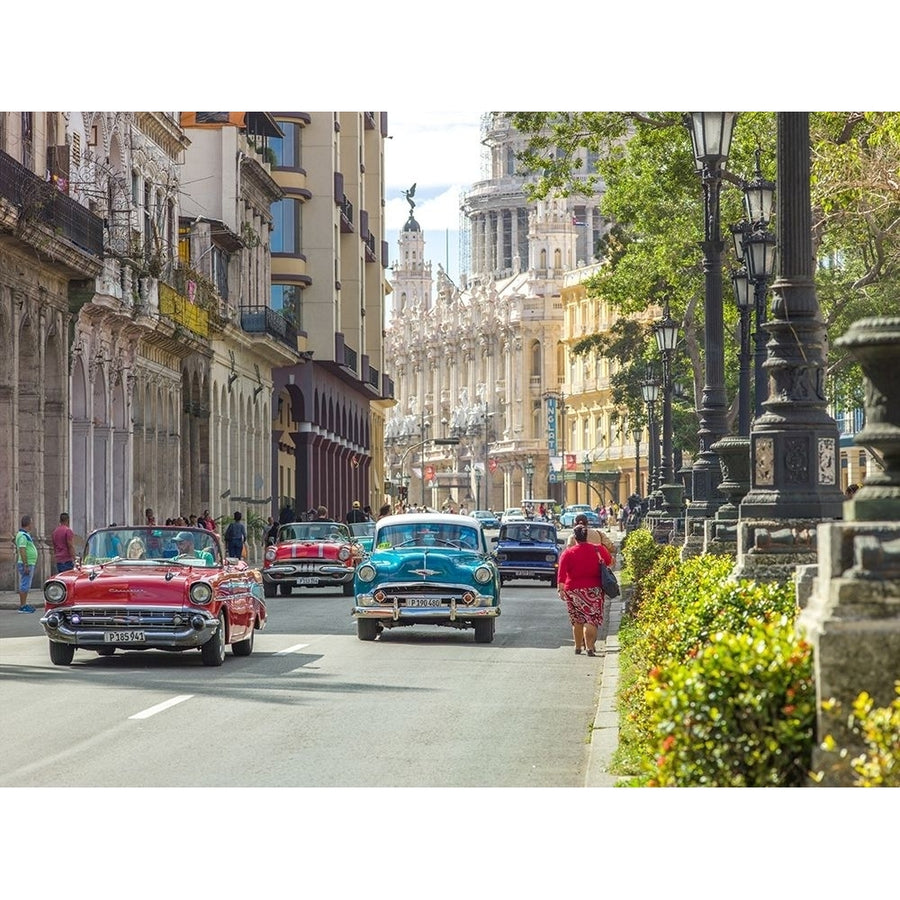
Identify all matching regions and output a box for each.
[490,536,498,544]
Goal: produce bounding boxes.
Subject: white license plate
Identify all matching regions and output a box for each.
[410,598,444,607]
[105,631,145,643]
[514,570,533,576]
[296,577,319,585]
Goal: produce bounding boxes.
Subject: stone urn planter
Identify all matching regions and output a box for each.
[711,435,751,520]
[835,317,900,521]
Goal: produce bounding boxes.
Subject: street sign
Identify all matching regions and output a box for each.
[432,438,460,445]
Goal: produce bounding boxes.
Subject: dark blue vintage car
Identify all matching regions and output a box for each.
[351,513,500,643]
[491,520,561,587]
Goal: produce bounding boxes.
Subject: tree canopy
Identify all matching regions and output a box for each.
[510,111,900,436]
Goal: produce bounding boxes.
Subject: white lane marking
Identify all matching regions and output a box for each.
[129,694,194,720]
[276,643,309,655]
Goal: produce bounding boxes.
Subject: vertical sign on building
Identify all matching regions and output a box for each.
[546,395,557,455]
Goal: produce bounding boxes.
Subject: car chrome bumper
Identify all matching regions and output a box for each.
[263,565,353,584]
[40,611,219,648]
[352,597,500,622]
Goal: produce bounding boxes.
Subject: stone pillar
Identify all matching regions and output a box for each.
[798,316,900,785]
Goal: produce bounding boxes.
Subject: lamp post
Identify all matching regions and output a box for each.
[731,265,754,436]
[474,465,483,510]
[654,299,679,487]
[524,455,535,500]
[632,426,642,496]
[641,369,660,500]
[743,229,777,419]
[739,112,844,521]
[684,111,737,520]
[583,454,593,507]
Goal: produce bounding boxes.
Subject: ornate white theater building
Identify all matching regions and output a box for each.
[385,114,652,514]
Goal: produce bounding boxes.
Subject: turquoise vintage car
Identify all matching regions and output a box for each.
[351,512,500,643]
[347,520,375,553]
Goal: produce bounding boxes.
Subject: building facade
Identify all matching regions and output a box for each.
[385,113,612,514]
[269,112,393,522]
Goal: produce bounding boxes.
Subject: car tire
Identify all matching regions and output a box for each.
[549,575,558,588]
[263,581,276,598]
[473,619,495,644]
[342,581,354,597]
[96,646,116,656]
[231,621,255,657]
[356,619,380,641]
[279,583,293,597]
[49,641,75,666]
[200,612,226,666]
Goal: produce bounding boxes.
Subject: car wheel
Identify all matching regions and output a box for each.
[473,619,495,644]
[231,620,255,657]
[263,581,276,598]
[342,581,355,597]
[49,641,75,666]
[279,583,293,597]
[549,575,558,588]
[200,612,226,666]
[356,619,380,641]
[96,646,116,656]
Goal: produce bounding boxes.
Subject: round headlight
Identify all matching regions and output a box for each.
[189,583,214,605]
[338,546,351,562]
[265,547,277,562]
[357,563,377,583]
[473,565,493,584]
[44,581,67,604]
[546,554,557,563]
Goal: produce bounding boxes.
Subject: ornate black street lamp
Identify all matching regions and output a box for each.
[740,112,844,521]
[654,299,679,487]
[583,454,593,507]
[632,426,642,496]
[684,111,737,519]
[743,225,777,418]
[731,266,754,436]
[474,465,482,510]
[524,455,535,500]
[641,369,660,500]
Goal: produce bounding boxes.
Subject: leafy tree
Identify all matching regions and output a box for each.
[510,111,900,435]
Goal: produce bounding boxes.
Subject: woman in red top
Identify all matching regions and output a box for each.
[557,523,612,656]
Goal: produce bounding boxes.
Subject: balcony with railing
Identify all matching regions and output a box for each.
[241,306,297,352]
[0,149,103,258]
[339,194,354,233]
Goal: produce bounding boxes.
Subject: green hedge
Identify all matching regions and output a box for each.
[615,551,815,786]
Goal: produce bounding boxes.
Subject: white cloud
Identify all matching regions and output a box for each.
[384,111,483,231]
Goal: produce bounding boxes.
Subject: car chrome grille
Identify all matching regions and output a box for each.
[379,584,468,604]
[62,607,188,629]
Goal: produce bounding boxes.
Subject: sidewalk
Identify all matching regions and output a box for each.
[0,588,42,610]
[585,527,628,787]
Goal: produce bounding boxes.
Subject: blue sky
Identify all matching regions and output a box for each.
[383,111,484,285]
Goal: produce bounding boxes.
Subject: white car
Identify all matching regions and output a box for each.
[500,508,526,524]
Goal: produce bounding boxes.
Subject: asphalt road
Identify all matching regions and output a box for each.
[0,576,603,788]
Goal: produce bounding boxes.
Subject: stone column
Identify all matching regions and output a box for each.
[798,316,900,785]
[734,112,844,582]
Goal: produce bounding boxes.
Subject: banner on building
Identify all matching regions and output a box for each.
[424,465,436,482]
[546,396,558,456]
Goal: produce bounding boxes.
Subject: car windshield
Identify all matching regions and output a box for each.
[375,522,482,550]
[348,521,375,539]
[502,523,556,542]
[278,522,350,542]
[82,527,221,567]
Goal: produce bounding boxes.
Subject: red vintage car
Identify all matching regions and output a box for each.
[262,520,363,597]
[39,526,267,667]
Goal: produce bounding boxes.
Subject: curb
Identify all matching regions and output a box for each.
[0,589,42,610]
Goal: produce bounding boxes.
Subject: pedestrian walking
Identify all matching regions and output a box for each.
[224,511,247,559]
[14,514,38,612]
[377,503,391,520]
[51,512,76,573]
[346,501,367,524]
[265,515,279,545]
[565,513,616,565]
[557,523,612,656]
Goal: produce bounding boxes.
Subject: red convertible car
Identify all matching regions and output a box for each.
[262,520,363,597]
[39,526,267,667]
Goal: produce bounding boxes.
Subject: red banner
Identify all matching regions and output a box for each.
[489,457,498,473]
[424,465,435,482]
[565,454,577,471]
